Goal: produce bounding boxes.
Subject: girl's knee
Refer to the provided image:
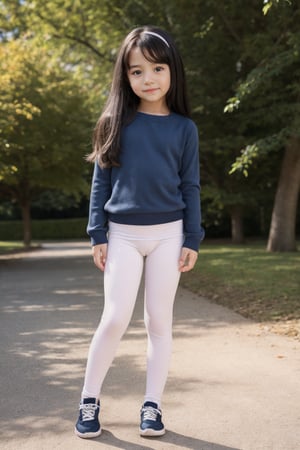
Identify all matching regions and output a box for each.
[97,315,128,340]
[144,316,172,337]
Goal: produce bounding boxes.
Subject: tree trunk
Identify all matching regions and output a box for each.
[20,183,32,249]
[267,137,300,252]
[230,205,245,244]
[21,200,31,249]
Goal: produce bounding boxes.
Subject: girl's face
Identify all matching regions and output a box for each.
[127,46,171,114]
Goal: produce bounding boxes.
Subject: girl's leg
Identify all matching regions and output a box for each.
[82,236,144,399]
[143,235,182,407]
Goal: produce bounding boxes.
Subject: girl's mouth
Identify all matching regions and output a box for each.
[143,88,159,93]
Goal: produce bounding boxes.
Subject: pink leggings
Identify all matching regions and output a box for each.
[82,220,183,406]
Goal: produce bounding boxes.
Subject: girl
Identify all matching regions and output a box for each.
[75,25,204,439]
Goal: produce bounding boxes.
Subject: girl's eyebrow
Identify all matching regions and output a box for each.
[129,62,165,69]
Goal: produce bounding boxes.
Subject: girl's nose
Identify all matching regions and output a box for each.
[144,71,154,84]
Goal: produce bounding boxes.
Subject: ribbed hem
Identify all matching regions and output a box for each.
[89,230,108,246]
[108,210,183,226]
[183,236,202,252]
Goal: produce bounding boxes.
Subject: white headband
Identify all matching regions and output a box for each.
[143,31,170,48]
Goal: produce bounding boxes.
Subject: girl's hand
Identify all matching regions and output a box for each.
[179,247,198,272]
[92,243,108,271]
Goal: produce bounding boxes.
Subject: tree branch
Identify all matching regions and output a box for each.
[35,11,111,61]
[52,32,110,60]
[215,6,241,43]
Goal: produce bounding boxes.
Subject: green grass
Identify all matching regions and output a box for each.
[0,241,25,254]
[180,241,300,323]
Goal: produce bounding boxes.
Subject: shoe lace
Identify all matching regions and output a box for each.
[142,406,160,421]
[80,403,98,421]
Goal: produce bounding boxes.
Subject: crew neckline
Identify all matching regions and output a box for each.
[137,111,173,119]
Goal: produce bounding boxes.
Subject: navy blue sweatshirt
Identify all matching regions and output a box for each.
[87,111,205,251]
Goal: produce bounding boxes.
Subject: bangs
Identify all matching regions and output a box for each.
[124,34,170,69]
[139,38,170,65]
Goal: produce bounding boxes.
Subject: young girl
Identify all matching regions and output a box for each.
[75,25,204,439]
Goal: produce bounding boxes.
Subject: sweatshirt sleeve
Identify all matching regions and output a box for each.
[179,120,205,251]
[87,162,112,246]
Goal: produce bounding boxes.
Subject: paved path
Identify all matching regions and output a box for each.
[0,242,299,450]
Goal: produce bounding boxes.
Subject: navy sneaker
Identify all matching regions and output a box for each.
[75,397,101,439]
[140,401,165,436]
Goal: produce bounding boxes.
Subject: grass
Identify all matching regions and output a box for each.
[0,241,42,254]
[0,241,25,254]
[180,241,300,328]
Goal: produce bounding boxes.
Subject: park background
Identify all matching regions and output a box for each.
[0,1,299,335]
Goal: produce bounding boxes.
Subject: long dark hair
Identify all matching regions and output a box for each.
[88,25,191,167]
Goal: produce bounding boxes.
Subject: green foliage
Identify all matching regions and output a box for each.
[262,0,292,16]
[0,38,92,202]
[0,218,87,240]
[0,0,299,245]
[224,0,300,173]
[229,131,288,175]
[0,0,176,108]
[174,1,284,223]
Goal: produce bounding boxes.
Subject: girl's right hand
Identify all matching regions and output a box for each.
[92,243,108,271]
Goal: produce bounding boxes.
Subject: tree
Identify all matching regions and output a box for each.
[226,0,300,251]
[1,0,298,248]
[267,138,300,251]
[0,38,92,247]
[166,0,282,243]
[0,0,176,246]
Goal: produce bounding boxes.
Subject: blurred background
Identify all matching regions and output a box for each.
[0,0,299,252]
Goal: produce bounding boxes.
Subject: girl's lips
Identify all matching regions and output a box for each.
[143,88,159,93]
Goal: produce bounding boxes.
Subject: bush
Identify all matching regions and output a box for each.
[0,218,88,240]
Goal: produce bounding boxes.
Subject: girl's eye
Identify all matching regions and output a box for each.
[154,66,164,72]
[131,70,142,76]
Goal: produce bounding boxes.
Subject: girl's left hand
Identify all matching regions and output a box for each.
[179,247,198,272]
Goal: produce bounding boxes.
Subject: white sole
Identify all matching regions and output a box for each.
[74,427,102,439]
[139,427,166,437]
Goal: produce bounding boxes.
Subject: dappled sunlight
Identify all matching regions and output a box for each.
[1,243,299,450]
[54,289,97,295]
[42,364,84,384]
[2,303,91,313]
[0,416,71,440]
[0,249,249,443]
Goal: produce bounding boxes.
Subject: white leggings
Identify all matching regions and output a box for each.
[82,220,183,406]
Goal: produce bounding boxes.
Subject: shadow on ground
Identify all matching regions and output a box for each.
[0,245,245,448]
[93,429,242,450]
